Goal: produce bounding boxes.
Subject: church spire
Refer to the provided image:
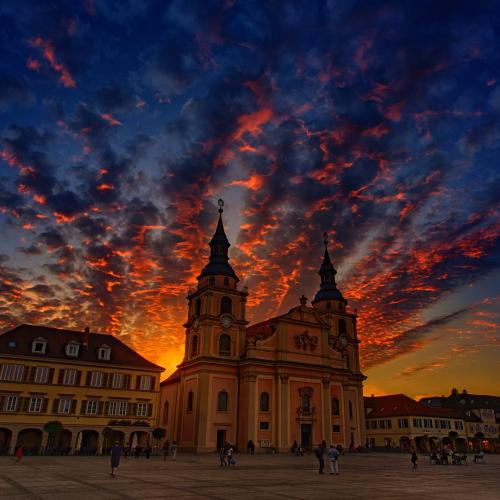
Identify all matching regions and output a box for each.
[197,199,239,282]
[312,233,346,304]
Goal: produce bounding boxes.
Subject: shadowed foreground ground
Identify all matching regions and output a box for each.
[0,452,498,499]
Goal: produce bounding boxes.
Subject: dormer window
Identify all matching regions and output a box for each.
[8,341,16,348]
[32,338,47,354]
[98,345,111,360]
[65,342,80,357]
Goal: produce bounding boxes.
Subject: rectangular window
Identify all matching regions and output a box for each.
[434,419,439,429]
[58,399,73,414]
[136,403,148,417]
[28,397,43,413]
[260,421,269,430]
[423,419,432,428]
[86,400,98,415]
[112,373,124,389]
[379,420,385,429]
[34,366,49,384]
[386,419,392,429]
[32,341,46,353]
[398,418,408,429]
[139,376,152,391]
[332,424,341,433]
[63,369,77,385]
[454,421,463,430]
[90,371,103,387]
[0,364,25,381]
[108,401,117,416]
[4,395,18,412]
[370,421,377,429]
[118,401,128,416]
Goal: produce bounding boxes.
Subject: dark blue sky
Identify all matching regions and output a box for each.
[1,0,499,394]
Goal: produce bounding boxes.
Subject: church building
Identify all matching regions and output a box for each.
[159,201,366,452]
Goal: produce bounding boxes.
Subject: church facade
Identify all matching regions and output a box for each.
[159,201,366,452]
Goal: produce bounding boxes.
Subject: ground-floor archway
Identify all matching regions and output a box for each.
[16,429,43,455]
[130,431,150,456]
[399,436,411,450]
[429,437,441,451]
[414,436,428,452]
[0,428,12,455]
[76,430,99,455]
[54,429,72,455]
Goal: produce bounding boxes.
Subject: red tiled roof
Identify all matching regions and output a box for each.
[0,324,163,371]
[364,394,461,419]
[246,319,276,342]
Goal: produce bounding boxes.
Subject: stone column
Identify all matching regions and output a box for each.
[279,374,289,452]
[9,429,19,455]
[40,431,49,455]
[322,378,331,444]
[70,429,80,455]
[246,374,257,444]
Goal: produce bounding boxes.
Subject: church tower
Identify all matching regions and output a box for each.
[184,199,248,362]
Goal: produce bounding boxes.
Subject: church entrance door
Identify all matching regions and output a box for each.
[216,430,226,450]
[301,424,312,450]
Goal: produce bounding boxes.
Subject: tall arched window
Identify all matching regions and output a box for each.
[339,319,346,334]
[219,334,231,356]
[195,298,201,317]
[163,401,169,424]
[191,335,198,357]
[332,397,340,416]
[260,392,270,412]
[209,277,215,286]
[220,296,232,314]
[187,391,194,412]
[349,401,353,419]
[217,390,228,411]
[223,277,229,287]
[301,394,310,412]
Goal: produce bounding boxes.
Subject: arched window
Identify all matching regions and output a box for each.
[219,334,231,356]
[217,390,228,411]
[332,397,340,416]
[326,301,332,311]
[187,391,194,412]
[349,401,353,419]
[220,296,232,314]
[338,319,346,334]
[223,277,229,287]
[163,401,169,424]
[260,392,270,412]
[191,335,198,357]
[195,298,201,317]
[209,277,215,286]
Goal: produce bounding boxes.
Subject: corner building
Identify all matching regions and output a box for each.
[160,203,366,452]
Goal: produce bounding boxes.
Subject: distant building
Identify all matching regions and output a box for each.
[0,324,163,455]
[364,394,470,452]
[420,389,500,452]
[160,201,366,452]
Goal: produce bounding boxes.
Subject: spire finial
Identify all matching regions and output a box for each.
[218,198,224,214]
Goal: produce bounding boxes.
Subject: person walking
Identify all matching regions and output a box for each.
[328,445,340,475]
[14,445,23,464]
[411,448,418,469]
[162,440,170,461]
[171,441,177,460]
[110,441,121,478]
[314,443,325,474]
[219,446,227,467]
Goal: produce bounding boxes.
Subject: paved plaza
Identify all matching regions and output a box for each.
[0,452,498,500]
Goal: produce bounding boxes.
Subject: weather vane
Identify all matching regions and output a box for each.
[218,198,224,214]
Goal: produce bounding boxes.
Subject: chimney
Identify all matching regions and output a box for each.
[83,327,90,347]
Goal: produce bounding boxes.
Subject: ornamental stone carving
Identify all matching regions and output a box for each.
[294,331,318,351]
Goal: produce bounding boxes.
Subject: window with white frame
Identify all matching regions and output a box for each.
[34,366,49,384]
[136,402,148,416]
[58,398,73,414]
[28,397,43,413]
[98,346,111,360]
[112,373,124,389]
[118,401,128,416]
[86,400,98,415]
[32,338,47,354]
[139,376,152,391]
[108,400,117,415]
[65,342,79,357]
[90,371,104,387]
[62,369,77,385]
[0,364,25,381]
[4,395,18,411]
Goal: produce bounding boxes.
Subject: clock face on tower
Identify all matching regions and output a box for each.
[220,315,232,330]
[338,333,348,348]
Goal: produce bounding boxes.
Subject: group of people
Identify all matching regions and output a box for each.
[219,443,237,467]
[314,441,342,475]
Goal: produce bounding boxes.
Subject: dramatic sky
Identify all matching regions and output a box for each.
[1,0,499,398]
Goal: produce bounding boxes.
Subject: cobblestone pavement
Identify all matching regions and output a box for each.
[0,452,498,499]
